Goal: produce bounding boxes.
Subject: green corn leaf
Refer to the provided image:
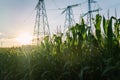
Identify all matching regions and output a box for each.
[95,14,102,41]
[115,19,120,38]
[102,66,115,76]
[79,66,90,80]
[103,16,108,36]
[107,17,113,53]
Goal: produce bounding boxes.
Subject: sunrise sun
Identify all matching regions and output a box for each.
[16,32,33,45]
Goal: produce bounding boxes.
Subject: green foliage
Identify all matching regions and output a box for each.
[0,15,120,80]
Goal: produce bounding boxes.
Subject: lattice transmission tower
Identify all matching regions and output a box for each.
[61,3,81,32]
[33,0,50,45]
[82,0,102,33]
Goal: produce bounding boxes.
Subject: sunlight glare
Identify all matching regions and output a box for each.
[16,32,33,45]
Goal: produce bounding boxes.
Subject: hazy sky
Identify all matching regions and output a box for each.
[0,0,120,47]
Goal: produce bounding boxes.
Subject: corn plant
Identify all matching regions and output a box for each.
[0,14,120,80]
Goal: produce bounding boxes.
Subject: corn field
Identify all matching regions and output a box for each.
[0,14,120,80]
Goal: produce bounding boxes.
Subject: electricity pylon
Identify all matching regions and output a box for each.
[82,0,102,33]
[61,3,81,32]
[33,0,50,45]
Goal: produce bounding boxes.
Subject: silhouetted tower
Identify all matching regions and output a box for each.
[61,3,81,32]
[33,0,50,45]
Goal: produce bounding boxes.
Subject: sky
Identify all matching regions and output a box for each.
[0,0,120,47]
